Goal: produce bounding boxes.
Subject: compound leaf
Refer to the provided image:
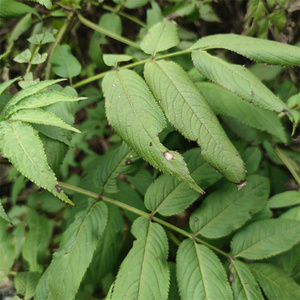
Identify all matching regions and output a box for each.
[145,148,222,216]
[230,260,264,300]
[38,200,108,300]
[248,263,300,300]
[110,217,169,300]
[197,82,287,143]
[177,239,233,300]
[141,19,179,55]
[102,69,203,193]
[231,219,300,259]
[192,51,292,117]
[0,120,72,204]
[190,175,270,239]
[191,34,300,67]
[2,79,64,116]
[144,60,245,184]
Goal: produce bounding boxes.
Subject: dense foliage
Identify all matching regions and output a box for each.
[0,1,299,299]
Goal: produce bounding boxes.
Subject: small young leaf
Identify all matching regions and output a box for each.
[192,51,292,116]
[102,69,203,194]
[190,175,270,239]
[113,0,149,10]
[249,263,300,300]
[268,191,300,208]
[140,19,179,55]
[2,79,65,116]
[0,120,72,204]
[197,82,288,143]
[110,217,169,300]
[10,109,80,133]
[28,32,55,45]
[190,34,300,67]
[103,54,134,66]
[31,52,47,65]
[14,272,41,299]
[177,239,233,300]
[14,49,32,63]
[230,260,264,300]
[50,44,81,78]
[231,219,300,259]
[145,148,222,216]
[144,60,246,184]
[37,200,108,300]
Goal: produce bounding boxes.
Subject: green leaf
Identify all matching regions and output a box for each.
[141,20,179,55]
[27,0,52,10]
[0,0,40,18]
[85,204,123,286]
[268,191,300,208]
[230,260,264,300]
[31,52,48,65]
[28,32,55,45]
[8,13,32,43]
[192,51,292,116]
[5,91,85,117]
[177,239,233,300]
[103,54,134,67]
[95,143,137,194]
[190,34,300,66]
[22,209,54,272]
[0,77,21,97]
[2,79,65,116]
[0,51,10,61]
[14,49,32,63]
[197,82,288,143]
[35,200,108,300]
[190,175,270,239]
[102,69,203,194]
[50,44,82,78]
[0,218,16,273]
[280,206,300,221]
[0,199,12,223]
[249,263,300,300]
[145,148,222,216]
[113,0,149,9]
[0,120,72,204]
[241,147,262,175]
[115,181,146,222]
[144,60,246,184]
[10,109,80,133]
[168,262,180,300]
[110,217,169,300]
[14,272,41,299]
[231,219,300,259]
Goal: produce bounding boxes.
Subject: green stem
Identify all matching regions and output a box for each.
[73,49,192,88]
[103,4,147,28]
[58,181,230,258]
[45,11,75,80]
[77,13,141,50]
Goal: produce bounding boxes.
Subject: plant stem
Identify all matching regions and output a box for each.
[58,181,230,258]
[45,11,75,80]
[103,4,147,28]
[77,13,141,50]
[73,49,193,88]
